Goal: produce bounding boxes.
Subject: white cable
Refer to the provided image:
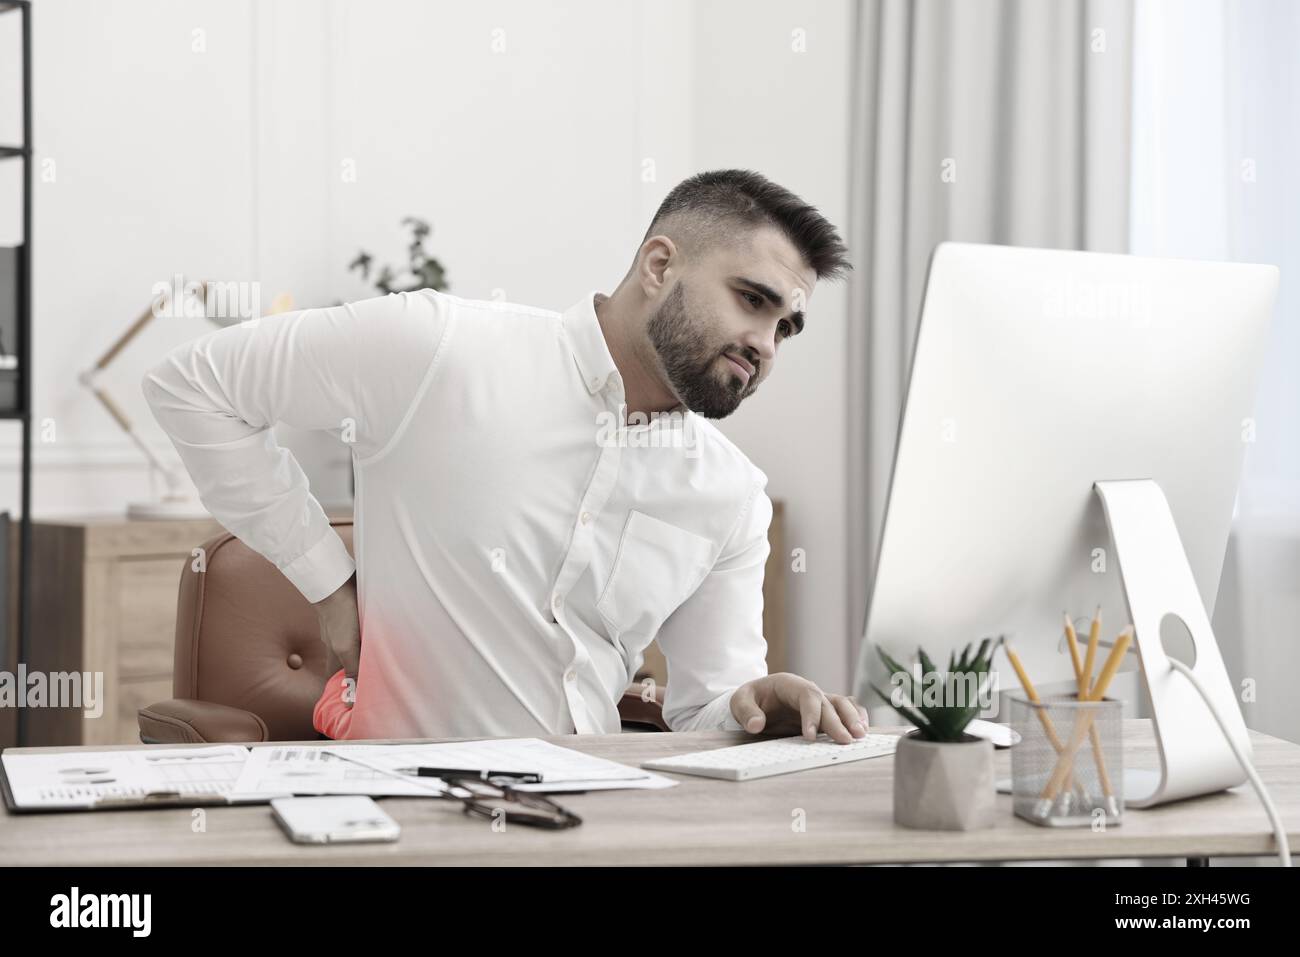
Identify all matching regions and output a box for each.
[1166,658,1291,867]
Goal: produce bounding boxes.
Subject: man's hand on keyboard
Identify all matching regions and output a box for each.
[729,674,870,744]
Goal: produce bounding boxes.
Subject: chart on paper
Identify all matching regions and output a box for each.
[2,746,251,809]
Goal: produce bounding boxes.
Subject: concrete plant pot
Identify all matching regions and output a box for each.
[893,730,995,830]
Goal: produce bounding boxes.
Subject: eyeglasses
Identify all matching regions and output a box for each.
[319,748,583,830]
[438,773,583,830]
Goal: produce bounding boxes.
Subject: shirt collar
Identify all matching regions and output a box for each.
[562,290,620,395]
[560,290,690,419]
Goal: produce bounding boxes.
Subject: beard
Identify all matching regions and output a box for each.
[645,282,758,419]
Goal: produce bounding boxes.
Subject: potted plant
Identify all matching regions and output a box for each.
[870,637,1004,830]
[349,216,450,295]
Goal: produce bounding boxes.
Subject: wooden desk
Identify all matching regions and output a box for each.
[1,720,1296,866]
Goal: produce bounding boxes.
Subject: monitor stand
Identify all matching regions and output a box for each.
[1092,479,1251,807]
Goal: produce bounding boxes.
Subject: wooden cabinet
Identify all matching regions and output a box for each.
[23,516,234,747]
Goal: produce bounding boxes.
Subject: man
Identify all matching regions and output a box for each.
[143,168,866,743]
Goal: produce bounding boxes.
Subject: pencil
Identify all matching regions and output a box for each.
[1063,613,1085,689]
[1004,642,1082,793]
[1082,606,1102,696]
[1041,628,1133,804]
[1078,607,1115,808]
[1089,627,1131,702]
[1061,614,1115,810]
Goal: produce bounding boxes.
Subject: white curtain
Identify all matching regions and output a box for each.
[846,0,1135,706]
[1130,0,1300,747]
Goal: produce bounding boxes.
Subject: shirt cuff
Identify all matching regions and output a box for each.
[688,688,745,732]
[280,527,357,603]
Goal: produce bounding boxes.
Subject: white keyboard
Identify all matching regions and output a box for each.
[641,733,899,781]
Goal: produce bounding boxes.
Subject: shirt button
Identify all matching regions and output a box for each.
[580,511,591,525]
[552,593,563,610]
[565,671,577,683]
[590,376,604,391]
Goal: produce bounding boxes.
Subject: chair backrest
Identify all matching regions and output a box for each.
[171,520,354,741]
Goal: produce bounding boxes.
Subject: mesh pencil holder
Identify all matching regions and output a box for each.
[1009,694,1123,828]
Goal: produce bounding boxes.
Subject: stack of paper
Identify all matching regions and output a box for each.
[233,738,678,798]
[2,739,677,811]
[2,746,253,810]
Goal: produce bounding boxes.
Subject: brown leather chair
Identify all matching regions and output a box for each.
[138,519,669,744]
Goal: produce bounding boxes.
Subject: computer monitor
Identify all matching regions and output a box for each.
[852,243,1278,805]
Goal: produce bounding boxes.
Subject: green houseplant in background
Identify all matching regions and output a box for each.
[871,637,1004,830]
[349,216,450,295]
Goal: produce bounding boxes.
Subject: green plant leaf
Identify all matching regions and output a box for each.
[876,647,917,705]
[871,637,1011,741]
[918,648,938,682]
[869,684,931,732]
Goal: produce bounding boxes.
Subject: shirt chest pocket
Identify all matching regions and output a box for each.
[596,510,715,654]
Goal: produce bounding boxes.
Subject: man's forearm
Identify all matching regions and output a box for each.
[140,291,448,604]
[141,321,355,602]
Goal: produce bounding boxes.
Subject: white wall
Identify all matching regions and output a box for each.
[1,0,259,511]
[1,0,858,692]
[0,0,700,512]
[689,0,854,693]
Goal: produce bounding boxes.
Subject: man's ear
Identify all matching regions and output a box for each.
[637,235,676,296]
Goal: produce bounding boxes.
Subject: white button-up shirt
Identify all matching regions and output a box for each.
[143,289,773,738]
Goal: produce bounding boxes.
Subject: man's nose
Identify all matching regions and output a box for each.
[740,327,777,365]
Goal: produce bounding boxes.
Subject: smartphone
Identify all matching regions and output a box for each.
[271,795,401,844]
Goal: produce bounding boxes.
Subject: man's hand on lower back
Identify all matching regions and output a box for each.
[313,573,361,686]
[729,673,870,744]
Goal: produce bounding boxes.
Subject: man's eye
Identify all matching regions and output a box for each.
[778,319,792,337]
[741,291,762,309]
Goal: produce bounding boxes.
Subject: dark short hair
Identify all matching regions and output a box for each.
[642,169,852,282]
